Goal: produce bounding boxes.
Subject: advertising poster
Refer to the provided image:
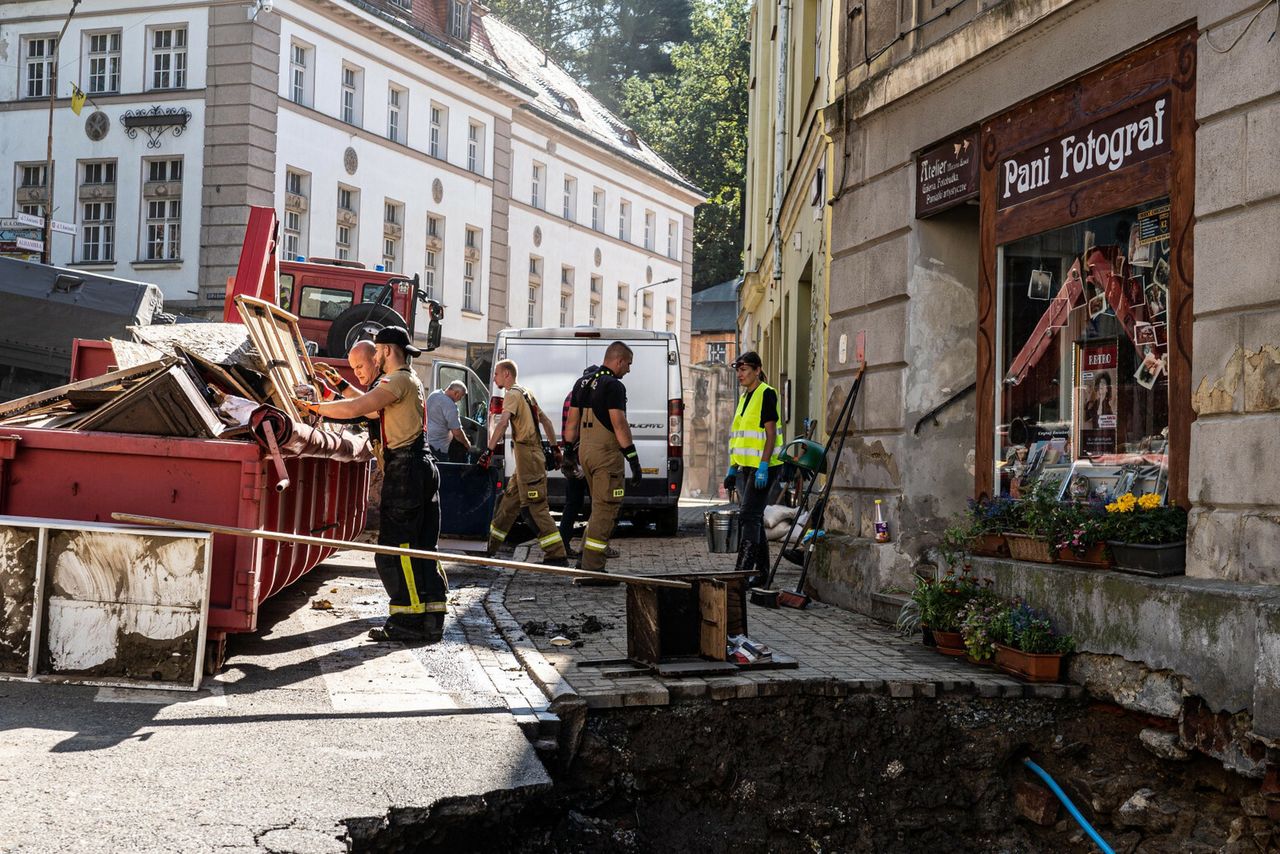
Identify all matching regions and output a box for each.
[1079,341,1118,456]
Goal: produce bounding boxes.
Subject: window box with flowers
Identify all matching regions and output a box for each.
[1053,501,1114,569]
[1103,492,1188,577]
[990,600,1075,682]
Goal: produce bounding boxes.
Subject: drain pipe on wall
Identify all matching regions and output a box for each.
[773,0,791,291]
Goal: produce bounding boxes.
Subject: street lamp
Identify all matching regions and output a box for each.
[631,277,676,328]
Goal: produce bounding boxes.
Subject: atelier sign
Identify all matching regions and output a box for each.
[915,130,978,218]
[998,96,1171,209]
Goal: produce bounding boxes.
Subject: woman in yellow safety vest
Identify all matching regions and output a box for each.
[723,350,784,585]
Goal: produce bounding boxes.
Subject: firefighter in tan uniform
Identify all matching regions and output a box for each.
[561,342,641,576]
[482,359,570,566]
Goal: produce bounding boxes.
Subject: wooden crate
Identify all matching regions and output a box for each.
[626,571,751,666]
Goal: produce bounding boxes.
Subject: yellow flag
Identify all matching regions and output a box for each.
[71,85,86,116]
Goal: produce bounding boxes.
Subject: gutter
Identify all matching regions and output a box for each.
[773,0,791,286]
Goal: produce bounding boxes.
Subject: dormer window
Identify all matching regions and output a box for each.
[449,0,472,42]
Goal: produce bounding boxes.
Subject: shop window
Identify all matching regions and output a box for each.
[995,197,1172,502]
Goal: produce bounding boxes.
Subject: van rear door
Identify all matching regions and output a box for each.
[431,360,489,450]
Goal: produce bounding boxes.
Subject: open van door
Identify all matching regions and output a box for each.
[431,360,490,450]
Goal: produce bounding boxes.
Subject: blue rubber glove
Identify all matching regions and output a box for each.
[722,466,737,492]
[754,460,769,489]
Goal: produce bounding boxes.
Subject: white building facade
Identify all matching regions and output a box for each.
[0,0,702,367]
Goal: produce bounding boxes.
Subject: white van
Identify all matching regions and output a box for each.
[485,327,684,534]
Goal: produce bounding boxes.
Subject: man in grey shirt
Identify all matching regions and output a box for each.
[426,380,472,462]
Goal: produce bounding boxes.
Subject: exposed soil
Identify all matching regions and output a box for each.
[348,695,1276,853]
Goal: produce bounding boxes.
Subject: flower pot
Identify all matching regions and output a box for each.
[994,643,1065,682]
[932,629,966,657]
[1058,541,1114,569]
[1107,541,1186,577]
[965,653,994,667]
[1003,533,1058,564]
[921,626,936,647]
[970,532,1008,558]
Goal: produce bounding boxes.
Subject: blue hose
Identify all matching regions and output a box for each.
[1022,758,1114,854]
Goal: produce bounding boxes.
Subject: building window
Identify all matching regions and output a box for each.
[424,215,443,300]
[429,104,447,159]
[531,162,544,209]
[642,291,653,330]
[449,0,472,41]
[463,226,480,312]
[283,169,309,261]
[617,283,629,328]
[618,200,631,241]
[560,266,574,326]
[589,277,602,326]
[707,342,728,364]
[591,188,604,231]
[149,27,187,90]
[644,210,656,251]
[390,0,412,8]
[528,282,541,328]
[86,32,121,95]
[288,42,314,107]
[589,273,601,294]
[563,176,577,221]
[78,160,117,263]
[667,219,678,259]
[665,297,676,331]
[383,201,403,272]
[142,158,182,261]
[17,163,50,217]
[467,121,484,174]
[23,37,56,100]
[341,64,362,126]
[387,85,406,143]
[336,185,359,261]
[529,255,543,279]
[561,265,574,288]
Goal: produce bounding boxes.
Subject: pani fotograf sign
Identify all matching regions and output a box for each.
[915,130,979,218]
[998,97,1171,209]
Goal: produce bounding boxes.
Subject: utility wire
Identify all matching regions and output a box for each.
[1201,0,1278,53]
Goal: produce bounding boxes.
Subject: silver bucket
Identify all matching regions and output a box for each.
[705,509,741,553]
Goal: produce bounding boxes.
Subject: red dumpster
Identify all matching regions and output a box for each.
[0,426,367,669]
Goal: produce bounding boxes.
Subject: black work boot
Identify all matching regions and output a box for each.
[748,540,771,588]
[368,613,444,644]
[735,539,758,576]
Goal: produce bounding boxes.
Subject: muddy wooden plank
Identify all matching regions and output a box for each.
[130,322,259,371]
[653,659,738,677]
[698,580,728,661]
[0,525,38,675]
[0,360,170,421]
[77,364,224,438]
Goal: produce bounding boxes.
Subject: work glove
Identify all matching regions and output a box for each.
[290,397,320,417]
[314,362,344,388]
[560,444,581,479]
[551,444,564,470]
[755,461,770,489]
[723,466,737,492]
[475,448,493,470]
[622,445,642,487]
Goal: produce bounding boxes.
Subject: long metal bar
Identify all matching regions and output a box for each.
[112,512,692,590]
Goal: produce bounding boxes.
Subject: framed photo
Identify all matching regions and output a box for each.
[1134,346,1166,390]
[1038,464,1071,496]
[1028,269,1053,300]
[1088,293,1109,319]
[1153,322,1168,350]
[1128,226,1153,267]
[1152,257,1170,288]
[1144,283,1168,318]
[1059,462,1125,503]
[1123,273,1146,310]
[1134,321,1157,347]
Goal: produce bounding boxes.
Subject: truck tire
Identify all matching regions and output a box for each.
[326,304,406,357]
[655,506,680,536]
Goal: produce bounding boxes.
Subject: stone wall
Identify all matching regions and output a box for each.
[684,362,736,498]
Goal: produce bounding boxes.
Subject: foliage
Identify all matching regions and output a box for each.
[940,495,1018,562]
[1010,478,1070,542]
[1053,500,1109,558]
[916,571,989,633]
[959,593,1008,662]
[1102,492,1188,545]
[990,600,1075,655]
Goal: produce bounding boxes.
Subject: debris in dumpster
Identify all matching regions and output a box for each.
[77,362,225,439]
[130,322,260,373]
[236,296,322,422]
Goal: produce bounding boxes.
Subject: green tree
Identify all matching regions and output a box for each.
[620,0,748,289]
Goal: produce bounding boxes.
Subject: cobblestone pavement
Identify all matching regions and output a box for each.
[491,501,1083,710]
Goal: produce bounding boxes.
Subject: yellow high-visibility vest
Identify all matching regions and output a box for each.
[729,382,783,468]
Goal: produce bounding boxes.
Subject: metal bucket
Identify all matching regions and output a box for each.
[705,509,741,553]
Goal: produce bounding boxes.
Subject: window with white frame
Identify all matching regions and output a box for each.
[149,27,187,90]
[336,185,359,261]
[17,163,50,218]
[283,169,310,261]
[528,255,543,327]
[383,200,403,272]
[667,219,679,259]
[463,226,480,312]
[289,42,312,106]
[387,85,406,144]
[429,104,447,159]
[707,342,728,364]
[424,215,443,300]
[449,0,472,41]
[665,297,676,331]
[23,36,55,100]
[563,176,577,221]
[589,275,602,326]
[642,291,653,330]
[86,31,121,95]
[591,188,604,231]
[531,162,545,209]
[142,157,182,261]
[644,210,656,250]
[78,160,116,263]
[617,283,629,327]
[341,64,363,126]
[467,121,484,174]
[560,265,574,326]
[618,200,631,241]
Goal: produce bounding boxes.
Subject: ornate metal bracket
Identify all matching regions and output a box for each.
[121,106,192,149]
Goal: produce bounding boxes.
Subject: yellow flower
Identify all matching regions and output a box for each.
[1137,493,1162,510]
[1109,492,1137,513]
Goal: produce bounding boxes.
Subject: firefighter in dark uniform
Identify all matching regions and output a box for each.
[294,326,446,643]
[481,359,569,566]
[561,341,641,575]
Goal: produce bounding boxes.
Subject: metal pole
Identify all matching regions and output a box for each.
[42,0,81,265]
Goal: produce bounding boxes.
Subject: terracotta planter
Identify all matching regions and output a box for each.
[932,629,966,657]
[1108,541,1186,577]
[966,653,994,667]
[970,532,1008,558]
[994,643,1065,682]
[1003,533,1058,564]
[1057,541,1114,569]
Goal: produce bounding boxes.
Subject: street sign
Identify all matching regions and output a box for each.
[51,220,77,236]
[12,213,76,235]
[15,237,44,252]
[0,218,36,230]
[15,212,43,229]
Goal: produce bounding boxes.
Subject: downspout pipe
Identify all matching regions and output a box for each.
[773,0,791,288]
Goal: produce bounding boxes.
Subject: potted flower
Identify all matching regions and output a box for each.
[930,572,986,656]
[942,496,1017,561]
[1003,479,1064,564]
[1054,501,1113,569]
[1103,492,1188,576]
[903,574,944,646]
[960,593,1008,665]
[990,600,1075,682]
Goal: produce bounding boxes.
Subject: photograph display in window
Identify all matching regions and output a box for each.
[996,198,1171,501]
